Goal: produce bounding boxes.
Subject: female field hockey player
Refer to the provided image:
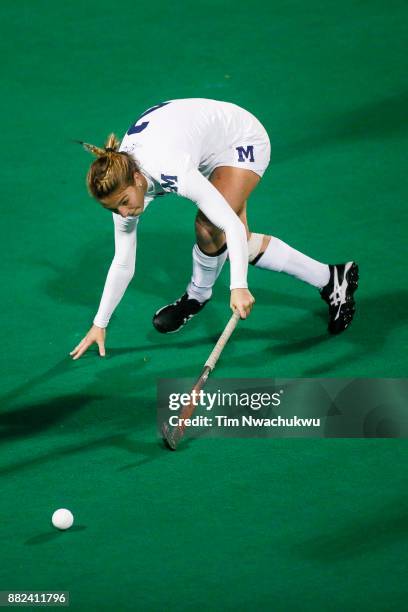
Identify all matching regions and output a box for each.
[70,98,359,360]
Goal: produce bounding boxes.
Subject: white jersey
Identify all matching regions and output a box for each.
[119,98,270,208]
[93,99,270,328]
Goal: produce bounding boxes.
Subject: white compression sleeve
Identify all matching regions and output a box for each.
[93,214,138,328]
[180,168,248,289]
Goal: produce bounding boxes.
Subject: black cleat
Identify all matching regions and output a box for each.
[153,293,209,334]
[320,262,359,335]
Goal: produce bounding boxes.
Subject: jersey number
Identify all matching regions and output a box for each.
[160,174,178,192]
[127,102,171,135]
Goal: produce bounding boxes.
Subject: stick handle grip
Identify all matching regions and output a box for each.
[162,311,240,450]
[204,311,240,370]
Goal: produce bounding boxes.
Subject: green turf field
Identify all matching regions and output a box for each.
[1,0,407,610]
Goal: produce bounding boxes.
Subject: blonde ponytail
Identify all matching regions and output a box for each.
[79,133,139,199]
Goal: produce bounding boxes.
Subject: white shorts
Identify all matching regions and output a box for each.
[199,108,271,179]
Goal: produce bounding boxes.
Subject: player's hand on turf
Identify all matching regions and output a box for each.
[70,324,106,360]
[230,288,255,319]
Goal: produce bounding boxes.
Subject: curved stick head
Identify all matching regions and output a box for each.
[161,423,178,450]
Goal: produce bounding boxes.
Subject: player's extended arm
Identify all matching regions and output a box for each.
[180,167,248,290]
[70,214,137,360]
[93,213,138,327]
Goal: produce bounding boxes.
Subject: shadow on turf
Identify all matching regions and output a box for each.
[106,334,220,358]
[3,290,403,477]
[274,91,408,163]
[118,418,215,468]
[41,229,194,309]
[118,434,194,468]
[25,525,87,546]
[100,288,322,360]
[0,350,217,478]
[64,287,408,377]
[296,499,408,562]
[233,288,408,376]
[0,394,101,442]
[0,430,163,478]
[0,358,72,408]
[301,289,408,375]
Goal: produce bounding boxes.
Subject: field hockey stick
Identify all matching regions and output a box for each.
[161,311,241,450]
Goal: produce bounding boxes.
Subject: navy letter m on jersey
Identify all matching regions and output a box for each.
[236,145,255,162]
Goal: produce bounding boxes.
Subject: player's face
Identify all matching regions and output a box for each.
[100,173,147,218]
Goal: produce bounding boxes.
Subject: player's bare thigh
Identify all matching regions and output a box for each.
[195,166,261,253]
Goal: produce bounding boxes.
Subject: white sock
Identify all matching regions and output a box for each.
[186,244,228,302]
[254,237,330,288]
